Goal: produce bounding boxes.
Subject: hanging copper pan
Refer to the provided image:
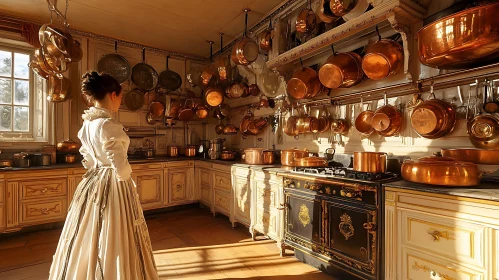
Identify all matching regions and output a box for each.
[318,45,363,89]
[195,103,209,119]
[329,0,357,16]
[205,86,224,107]
[177,99,194,122]
[468,113,499,150]
[283,106,300,136]
[232,9,259,66]
[315,0,339,23]
[259,18,273,51]
[355,98,375,136]
[317,106,331,133]
[371,93,402,137]
[296,0,317,33]
[240,114,253,135]
[287,63,321,100]
[47,75,71,103]
[149,99,165,118]
[362,26,404,81]
[226,82,248,99]
[215,34,231,81]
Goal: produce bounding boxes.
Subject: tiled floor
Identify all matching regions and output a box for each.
[0,207,335,280]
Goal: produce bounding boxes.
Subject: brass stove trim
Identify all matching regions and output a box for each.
[339,213,355,240]
[298,204,311,227]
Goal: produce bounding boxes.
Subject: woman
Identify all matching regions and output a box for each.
[49,71,159,280]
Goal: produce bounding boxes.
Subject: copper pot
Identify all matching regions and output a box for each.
[47,75,71,103]
[441,148,499,165]
[287,67,321,100]
[205,86,224,107]
[64,154,77,164]
[417,3,499,69]
[411,89,456,139]
[167,146,179,157]
[239,114,253,136]
[149,100,165,118]
[215,120,225,135]
[294,156,327,167]
[296,5,317,33]
[259,29,272,52]
[317,107,331,133]
[57,139,81,153]
[242,148,266,165]
[355,99,374,135]
[262,150,275,165]
[401,156,481,187]
[330,118,349,135]
[223,123,238,135]
[281,148,309,166]
[353,152,387,173]
[178,99,194,122]
[226,82,249,99]
[329,0,357,16]
[195,103,209,119]
[231,10,259,66]
[220,150,236,161]
[468,113,499,149]
[185,145,197,157]
[283,107,300,137]
[371,94,402,137]
[318,47,363,89]
[362,27,404,80]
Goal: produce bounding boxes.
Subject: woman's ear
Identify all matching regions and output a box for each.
[110,91,117,100]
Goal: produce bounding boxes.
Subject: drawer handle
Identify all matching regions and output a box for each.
[427,228,454,242]
[41,208,49,215]
[412,261,454,280]
[176,184,182,192]
[40,187,48,194]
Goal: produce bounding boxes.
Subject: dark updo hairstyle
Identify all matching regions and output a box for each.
[81,71,122,101]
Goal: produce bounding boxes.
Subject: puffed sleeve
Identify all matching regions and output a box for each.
[100,119,132,181]
[77,127,94,170]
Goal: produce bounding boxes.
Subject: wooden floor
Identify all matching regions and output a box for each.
[0,207,335,280]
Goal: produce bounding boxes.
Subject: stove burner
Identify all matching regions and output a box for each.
[291,166,399,182]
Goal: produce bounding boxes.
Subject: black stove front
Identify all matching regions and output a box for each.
[281,171,389,280]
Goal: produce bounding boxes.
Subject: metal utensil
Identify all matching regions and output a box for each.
[97,41,131,84]
[131,48,159,91]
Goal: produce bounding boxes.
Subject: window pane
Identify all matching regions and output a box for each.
[0,105,11,131]
[0,51,12,77]
[0,78,12,104]
[14,53,29,79]
[14,106,29,131]
[14,80,29,105]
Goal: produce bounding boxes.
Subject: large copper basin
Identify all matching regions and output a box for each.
[417,3,499,69]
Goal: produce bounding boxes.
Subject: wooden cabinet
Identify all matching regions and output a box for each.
[385,188,497,280]
[67,168,85,204]
[0,176,5,231]
[133,169,163,210]
[232,174,251,226]
[197,168,212,208]
[168,169,188,204]
[212,170,231,218]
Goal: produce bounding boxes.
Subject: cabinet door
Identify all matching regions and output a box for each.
[134,170,163,210]
[168,169,189,204]
[233,175,250,224]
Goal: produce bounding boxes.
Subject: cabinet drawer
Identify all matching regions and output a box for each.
[132,163,163,171]
[214,190,230,215]
[403,247,484,280]
[200,185,211,205]
[400,209,485,268]
[20,178,67,200]
[256,184,277,210]
[165,161,194,168]
[214,173,231,191]
[200,169,211,185]
[255,208,277,236]
[20,198,67,225]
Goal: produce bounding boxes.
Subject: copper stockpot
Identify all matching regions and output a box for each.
[353,152,387,173]
[287,67,321,100]
[468,113,499,149]
[167,146,179,157]
[185,145,197,157]
[281,148,310,166]
[411,91,456,139]
[417,3,499,69]
[262,150,275,165]
[242,148,273,165]
[318,47,363,89]
[205,86,224,107]
[441,148,499,165]
[362,27,404,80]
[401,156,481,187]
[220,150,236,161]
[371,94,402,137]
[294,156,327,167]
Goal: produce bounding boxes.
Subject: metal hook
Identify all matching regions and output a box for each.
[331,44,335,54]
[300,58,304,70]
[375,25,381,41]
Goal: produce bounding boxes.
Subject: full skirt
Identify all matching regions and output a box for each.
[48,167,159,280]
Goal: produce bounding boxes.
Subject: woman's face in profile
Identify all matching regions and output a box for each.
[110,90,123,112]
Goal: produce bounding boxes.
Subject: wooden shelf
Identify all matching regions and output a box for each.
[266,0,426,78]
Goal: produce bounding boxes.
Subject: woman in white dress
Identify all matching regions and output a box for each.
[49,71,159,280]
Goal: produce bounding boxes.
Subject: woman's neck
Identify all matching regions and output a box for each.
[94,101,113,112]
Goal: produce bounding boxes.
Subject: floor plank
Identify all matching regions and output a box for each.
[0,207,335,279]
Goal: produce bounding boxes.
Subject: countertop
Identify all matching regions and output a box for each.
[384,180,499,203]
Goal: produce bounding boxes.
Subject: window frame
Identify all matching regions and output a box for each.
[0,41,49,143]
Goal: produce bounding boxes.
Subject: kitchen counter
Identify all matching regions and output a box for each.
[384,180,499,203]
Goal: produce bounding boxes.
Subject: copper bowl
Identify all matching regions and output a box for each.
[417,3,499,69]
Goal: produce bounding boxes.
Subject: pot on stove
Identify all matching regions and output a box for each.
[353,151,387,173]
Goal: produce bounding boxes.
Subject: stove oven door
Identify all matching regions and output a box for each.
[324,199,377,278]
[284,190,322,251]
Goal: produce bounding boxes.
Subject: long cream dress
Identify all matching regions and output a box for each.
[48,107,159,280]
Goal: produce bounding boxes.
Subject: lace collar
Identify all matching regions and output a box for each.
[82,107,113,121]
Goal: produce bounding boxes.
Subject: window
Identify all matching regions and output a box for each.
[0,43,49,143]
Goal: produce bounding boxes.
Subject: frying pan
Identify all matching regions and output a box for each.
[124,88,145,111]
[97,41,131,84]
[47,76,71,103]
[159,56,182,91]
[149,99,165,118]
[231,9,259,66]
[132,48,159,91]
[215,33,231,81]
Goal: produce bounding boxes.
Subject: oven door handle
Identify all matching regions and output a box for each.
[277,203,289,210]
[363,222,377,232]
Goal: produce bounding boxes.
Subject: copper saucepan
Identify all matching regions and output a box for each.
[232,9,259,66]
[287,65,321,100]
[259,18,273,51]
[47,75,71,103]
[355,97,374,136]
[362,26,404,80]
[353,151,387,173]
[441,148,499,165]
[468,113,499,150]
[318,45,363,89]
[371,93,402,137]
[283,106,300,137]
[205,86,224,107]
[296,0,318,33]
[281,148,310,166]
[294,156,328,167]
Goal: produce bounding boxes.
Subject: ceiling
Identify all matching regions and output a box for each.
[0,0,285,58]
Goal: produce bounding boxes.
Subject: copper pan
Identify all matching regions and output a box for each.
[240,113,253,135]
[195,103,209,119]
[401,156,481,187]
[329,0,357,17]
[259,19,273,51]
[178,99,194,122]
[468,113,499,149]
[318,45,363,89]
[371,93,402,137]
[355,98,374,136]
[227,82,248,99]
[283,106,300,136]
[353,151,387,173]
[362,26,403,80]
[215,120,225,135]
[149,99,165,118]
[417,2,499,69]
[47,75,71,103]
[205,86,224,107]
[287,65,321,100]
[317,106,330,133]
[294,156,327,167]
[315,0,339,24]
[232,10,259,66]
[215,34,231,81]
[296,1,317,33]
[441,148,499,165]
